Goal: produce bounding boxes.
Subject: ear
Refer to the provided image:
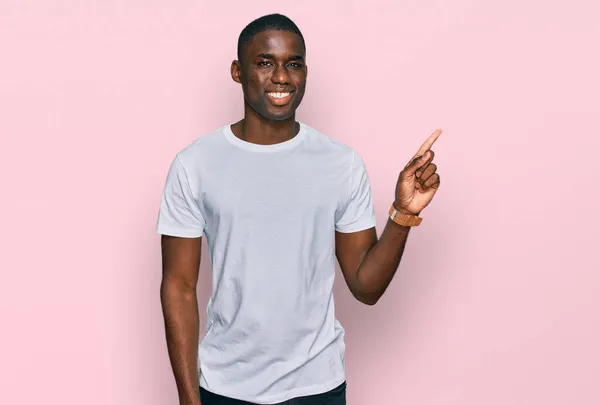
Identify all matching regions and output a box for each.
[231,60,242,84]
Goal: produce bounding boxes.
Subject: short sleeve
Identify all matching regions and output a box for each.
[335,151,377,233]
[156,154,206,238]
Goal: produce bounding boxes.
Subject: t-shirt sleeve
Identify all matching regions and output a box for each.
[156,154,206,238]
[335,151,377,233]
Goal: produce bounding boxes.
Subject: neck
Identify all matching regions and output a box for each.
[231,107,299,146]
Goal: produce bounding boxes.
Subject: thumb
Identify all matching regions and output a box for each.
[403,151,430,176]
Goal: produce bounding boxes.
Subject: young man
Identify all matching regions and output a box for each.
[157,13,442,405]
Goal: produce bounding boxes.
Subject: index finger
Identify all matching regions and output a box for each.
[415,129,442,157]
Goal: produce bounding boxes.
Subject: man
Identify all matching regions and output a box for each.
[157,13,441,405]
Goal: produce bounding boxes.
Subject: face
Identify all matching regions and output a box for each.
[231,30,307,121]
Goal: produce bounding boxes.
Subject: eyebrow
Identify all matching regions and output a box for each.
[257,53,305,61]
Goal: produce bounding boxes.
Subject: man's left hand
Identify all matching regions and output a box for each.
[394,129,443,216]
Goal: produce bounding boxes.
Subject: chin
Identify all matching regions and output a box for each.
[262,108,295,121]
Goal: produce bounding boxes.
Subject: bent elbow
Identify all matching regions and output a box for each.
[355,293,380,306]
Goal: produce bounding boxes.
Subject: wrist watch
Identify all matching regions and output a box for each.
[389,203,422,227]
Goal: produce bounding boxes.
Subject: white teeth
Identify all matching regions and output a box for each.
[268,92,290,99]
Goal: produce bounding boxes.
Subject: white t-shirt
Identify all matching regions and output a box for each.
[156,122,376,404]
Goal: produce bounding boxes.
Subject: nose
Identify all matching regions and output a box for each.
[271,64,290,84]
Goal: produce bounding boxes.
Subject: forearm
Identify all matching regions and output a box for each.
[355,218,411,304]
[160,278,201,405]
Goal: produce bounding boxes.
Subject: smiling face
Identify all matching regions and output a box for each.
[232,29,307,121]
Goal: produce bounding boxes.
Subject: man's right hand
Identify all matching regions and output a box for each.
[160,235,203,405]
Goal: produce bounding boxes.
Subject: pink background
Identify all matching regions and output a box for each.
[1,1,599,404]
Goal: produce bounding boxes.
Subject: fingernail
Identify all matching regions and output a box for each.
[416,171,422,178]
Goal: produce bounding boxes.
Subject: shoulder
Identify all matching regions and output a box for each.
[174,125,229,169]
[301,122,359,162]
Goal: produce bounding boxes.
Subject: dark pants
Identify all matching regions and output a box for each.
[199,381,346,405]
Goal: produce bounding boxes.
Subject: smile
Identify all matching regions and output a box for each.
[266,92,292,99]
[265,91,294,106]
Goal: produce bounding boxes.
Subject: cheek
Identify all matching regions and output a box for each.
[245,75,268,98]
[291,72,307,88]
[249,71,267,84]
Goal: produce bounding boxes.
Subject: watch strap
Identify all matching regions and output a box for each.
[389,204,422,226]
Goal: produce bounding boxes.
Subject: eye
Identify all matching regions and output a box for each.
[258,61,272,66]
[288,62,303,68]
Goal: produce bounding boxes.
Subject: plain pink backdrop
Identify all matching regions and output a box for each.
[1,1,599,404]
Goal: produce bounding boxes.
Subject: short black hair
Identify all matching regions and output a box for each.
[237,13,306,61]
